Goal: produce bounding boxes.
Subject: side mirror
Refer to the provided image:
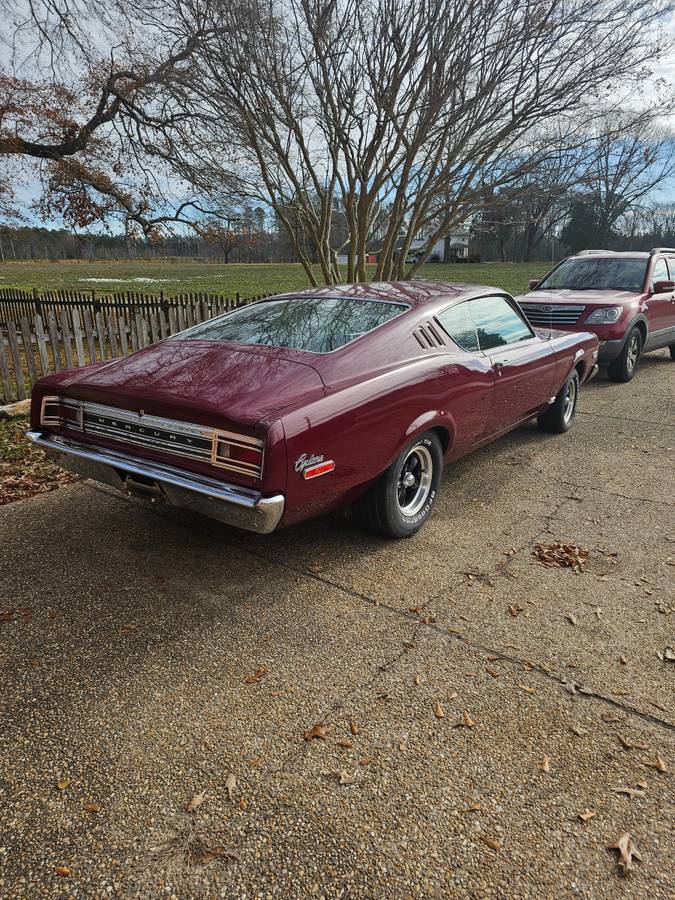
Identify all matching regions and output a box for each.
[528,279,540,291]
[653,279,675,294]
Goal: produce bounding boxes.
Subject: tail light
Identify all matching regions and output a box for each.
[211,430,264,479]
[40,396,83,431]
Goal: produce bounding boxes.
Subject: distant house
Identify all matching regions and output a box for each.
[336,229,472,267]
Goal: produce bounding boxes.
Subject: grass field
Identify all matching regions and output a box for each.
[0,259,552,298]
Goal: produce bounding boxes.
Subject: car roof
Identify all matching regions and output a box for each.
[270,280,505,309]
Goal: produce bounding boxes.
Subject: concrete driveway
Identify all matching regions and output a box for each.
[1,352,673,898]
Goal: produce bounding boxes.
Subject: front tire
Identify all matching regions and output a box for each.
[354,431,443,538]
[537,370,579,434]
[608,327,642,382]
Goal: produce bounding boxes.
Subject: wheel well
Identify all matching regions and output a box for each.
[432,426,451,454]
[633,319,647,343]
[574,361,585,380]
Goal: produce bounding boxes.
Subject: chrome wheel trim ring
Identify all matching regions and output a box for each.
[563,378,577,424]
[397,445,433,517]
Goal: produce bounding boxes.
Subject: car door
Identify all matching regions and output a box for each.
[646,256,675,343]
[435,300,494,451]
[466,294,557,437]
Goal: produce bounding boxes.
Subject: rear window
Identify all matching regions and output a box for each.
[176,296,407,353]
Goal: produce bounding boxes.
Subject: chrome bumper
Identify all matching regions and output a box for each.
[26,431,285,534]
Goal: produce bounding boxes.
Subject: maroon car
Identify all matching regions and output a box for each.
[28,282,598,538]
[516,248,675,382]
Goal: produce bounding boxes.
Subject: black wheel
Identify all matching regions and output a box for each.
[354,431,443,538]
[607,327,642,382]
[669,344,675,361]
[537,370,579,434]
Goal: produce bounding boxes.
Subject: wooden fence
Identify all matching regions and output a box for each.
[0,289,268,404]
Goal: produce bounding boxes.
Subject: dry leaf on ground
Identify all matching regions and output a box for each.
[464,801,481,813]
[462,709,476,728]
[480,836,501,851]
[607,832,642,876]
[578,809,596,822]
[614,787,644,799]
[54,866,71,877]
[225,773,237,802]
[533,541,589,572]
[349,721,359,735]
[324,769,355,785]
[644,753,667,773]
[433,701,445,719]
[244,666,269,684]
[57,778,71,791]
[540,755,551,773]
[304,724,330,741]
[186,790,207,813]
[83,803,100,813]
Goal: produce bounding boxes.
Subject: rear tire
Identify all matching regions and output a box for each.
[537,371,579,434]
[354,431,443,538]
[608,327,642,382]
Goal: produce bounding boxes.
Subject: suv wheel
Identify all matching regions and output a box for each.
[537,370,579,434]
[354,431,443,538]
[608,327,642,382]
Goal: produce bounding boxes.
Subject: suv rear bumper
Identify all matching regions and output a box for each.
[26,430,285,534]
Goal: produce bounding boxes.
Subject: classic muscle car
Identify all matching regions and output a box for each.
[28,282,599,538]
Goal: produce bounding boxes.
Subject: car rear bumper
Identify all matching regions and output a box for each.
[26,430,285,534]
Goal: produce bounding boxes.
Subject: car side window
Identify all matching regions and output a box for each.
[467,295,533,351]
[652,258,669,289]
[436,302,480,352]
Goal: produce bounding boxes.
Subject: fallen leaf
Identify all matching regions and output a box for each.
[607,832,642,876]
[644,753,667,773]
[119,623,137,636]
[636,778,648,789]
[462,709,475,728]
[601,712,622,724]
[571,725,586,737]
[359,756,373,766]
[534,541,589,572]
[433,701,445,719]
[349,721,359,736]
[83,803,100,813]
[398,742,407,753]
[239,798,248,810]
[413,674,422,685]
[662,646,675,663]
[324,769,355,785]
[464,801,481,813]
[186,790,207,813]
[518,683,535,695]
[618,735,648,751]
[225,773,237,802]
[244,666,269,684]
[619,655,628,665]
[304,724,330,741]
[578,809,596,822]
[540,755,551,773]
[565,614,578,626]
[57,778,71,791]
[55,866,71,877]
[485,666,501,678]
[247,756,263,767]
[480,836,501,851]
[339,739,353,749]
[508,604,524,617]
[613,787,644,799]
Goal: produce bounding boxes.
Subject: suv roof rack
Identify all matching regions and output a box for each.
[650,247,675,255]
[576,249,615,255]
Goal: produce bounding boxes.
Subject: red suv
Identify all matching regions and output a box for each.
[515,248,675,381]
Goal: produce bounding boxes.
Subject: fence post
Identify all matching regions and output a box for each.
[0,325,15,403]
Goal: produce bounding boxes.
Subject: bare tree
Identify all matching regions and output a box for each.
[0,0,235,234]
[158,0,671,284]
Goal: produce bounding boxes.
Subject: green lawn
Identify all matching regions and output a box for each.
[0,259,552,299]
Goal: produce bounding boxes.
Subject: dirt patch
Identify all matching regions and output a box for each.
[0,416,75,505]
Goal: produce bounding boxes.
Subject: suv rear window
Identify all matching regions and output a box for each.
[538,258,647,292]
[176,296,407,353]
